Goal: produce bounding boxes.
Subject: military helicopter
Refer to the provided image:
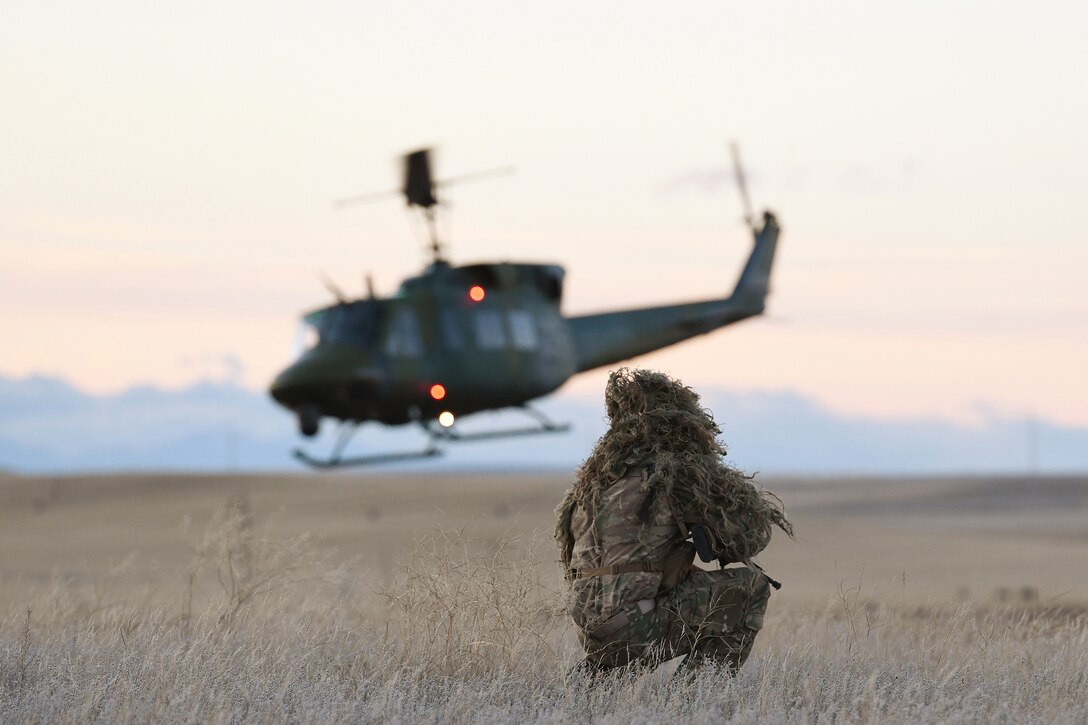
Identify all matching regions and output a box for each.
[269,145,780,467]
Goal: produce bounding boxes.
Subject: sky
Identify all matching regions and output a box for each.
[3,1,1087,428]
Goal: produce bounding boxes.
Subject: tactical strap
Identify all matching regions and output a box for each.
[566,560,662,581]
[751,560,783,590]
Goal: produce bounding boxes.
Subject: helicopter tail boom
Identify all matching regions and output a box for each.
[567,212,779,373]
[730,211,779,310]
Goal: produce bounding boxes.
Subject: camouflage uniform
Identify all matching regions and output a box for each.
[556,369,789,674]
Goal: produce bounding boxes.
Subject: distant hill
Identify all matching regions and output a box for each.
[1,374,1086,474]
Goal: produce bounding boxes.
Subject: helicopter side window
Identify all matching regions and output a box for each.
[473,310,506,349]
[384,308,423,358]
[507,309,538,351]
[439,309,465,350]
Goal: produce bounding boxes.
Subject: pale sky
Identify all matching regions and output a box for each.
[3,1,1087,426]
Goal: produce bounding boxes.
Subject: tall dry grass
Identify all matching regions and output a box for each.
[2,498,1086,723]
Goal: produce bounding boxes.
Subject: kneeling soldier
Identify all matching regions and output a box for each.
[555,368,793,674]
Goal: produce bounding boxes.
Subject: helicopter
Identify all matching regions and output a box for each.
[269,145,780,467]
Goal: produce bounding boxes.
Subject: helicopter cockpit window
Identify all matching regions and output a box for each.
[507,309,538,350]
[294,319,322,356]
[384,307,423,358]
[473,310,507,349]
[318,302,378,348]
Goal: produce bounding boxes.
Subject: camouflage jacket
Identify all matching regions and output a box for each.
[560,468,686,632]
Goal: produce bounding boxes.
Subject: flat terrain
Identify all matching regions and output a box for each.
[1,472,1085,608]
[1,472,1086,722]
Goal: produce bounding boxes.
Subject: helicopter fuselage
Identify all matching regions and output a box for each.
[270,145,781,464]
[270,261,576,432]
[270,209,779,442]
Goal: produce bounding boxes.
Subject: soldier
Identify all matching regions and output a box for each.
[555,368,792,675]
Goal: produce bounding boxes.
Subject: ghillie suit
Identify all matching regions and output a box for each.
[555,368,793,673]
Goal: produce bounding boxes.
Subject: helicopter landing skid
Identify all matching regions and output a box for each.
[293,421,443,469]
[427,421,570,442]
[293,445,442,469]
[294,407,569,469]
[425,406,570,442]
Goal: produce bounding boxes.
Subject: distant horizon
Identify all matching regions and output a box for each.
[7,468,1088,480]
[4,371,1086,476]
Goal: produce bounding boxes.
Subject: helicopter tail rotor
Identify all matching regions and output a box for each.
[729,141,756,232]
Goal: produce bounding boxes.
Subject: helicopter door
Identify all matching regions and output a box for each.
[507,309,538,351]
[531,307,575,389]
[467,307,519,396]
[384,307,424,358]
[382,305,429,402]
[438,309,466,351]
[472,309,506,350]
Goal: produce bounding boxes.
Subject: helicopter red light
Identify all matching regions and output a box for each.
[468,285,486,302]
[429,384,446,400]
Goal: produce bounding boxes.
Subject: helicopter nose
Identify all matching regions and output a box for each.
[269,369,312,408]
[269,349,384,409]
[270,366,384,408]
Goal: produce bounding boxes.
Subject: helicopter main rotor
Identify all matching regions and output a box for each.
[334,148,513,265]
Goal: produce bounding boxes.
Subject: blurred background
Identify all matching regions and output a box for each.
[3,1,1086,474]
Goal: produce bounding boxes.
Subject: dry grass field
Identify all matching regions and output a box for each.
[1,471,1086,722]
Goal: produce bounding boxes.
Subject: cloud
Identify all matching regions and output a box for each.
[835,159,918,195]
[221,353,245,385]
[658,166,737,195]
[177,351,247,385]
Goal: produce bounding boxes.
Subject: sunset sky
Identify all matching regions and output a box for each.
[3,1,1086,427]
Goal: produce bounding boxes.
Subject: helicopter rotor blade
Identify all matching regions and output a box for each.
[729,141,755,230]
[331,147,513,266]
[440,165,516,189]
[332,188,401,209]
[334,150,513,211]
